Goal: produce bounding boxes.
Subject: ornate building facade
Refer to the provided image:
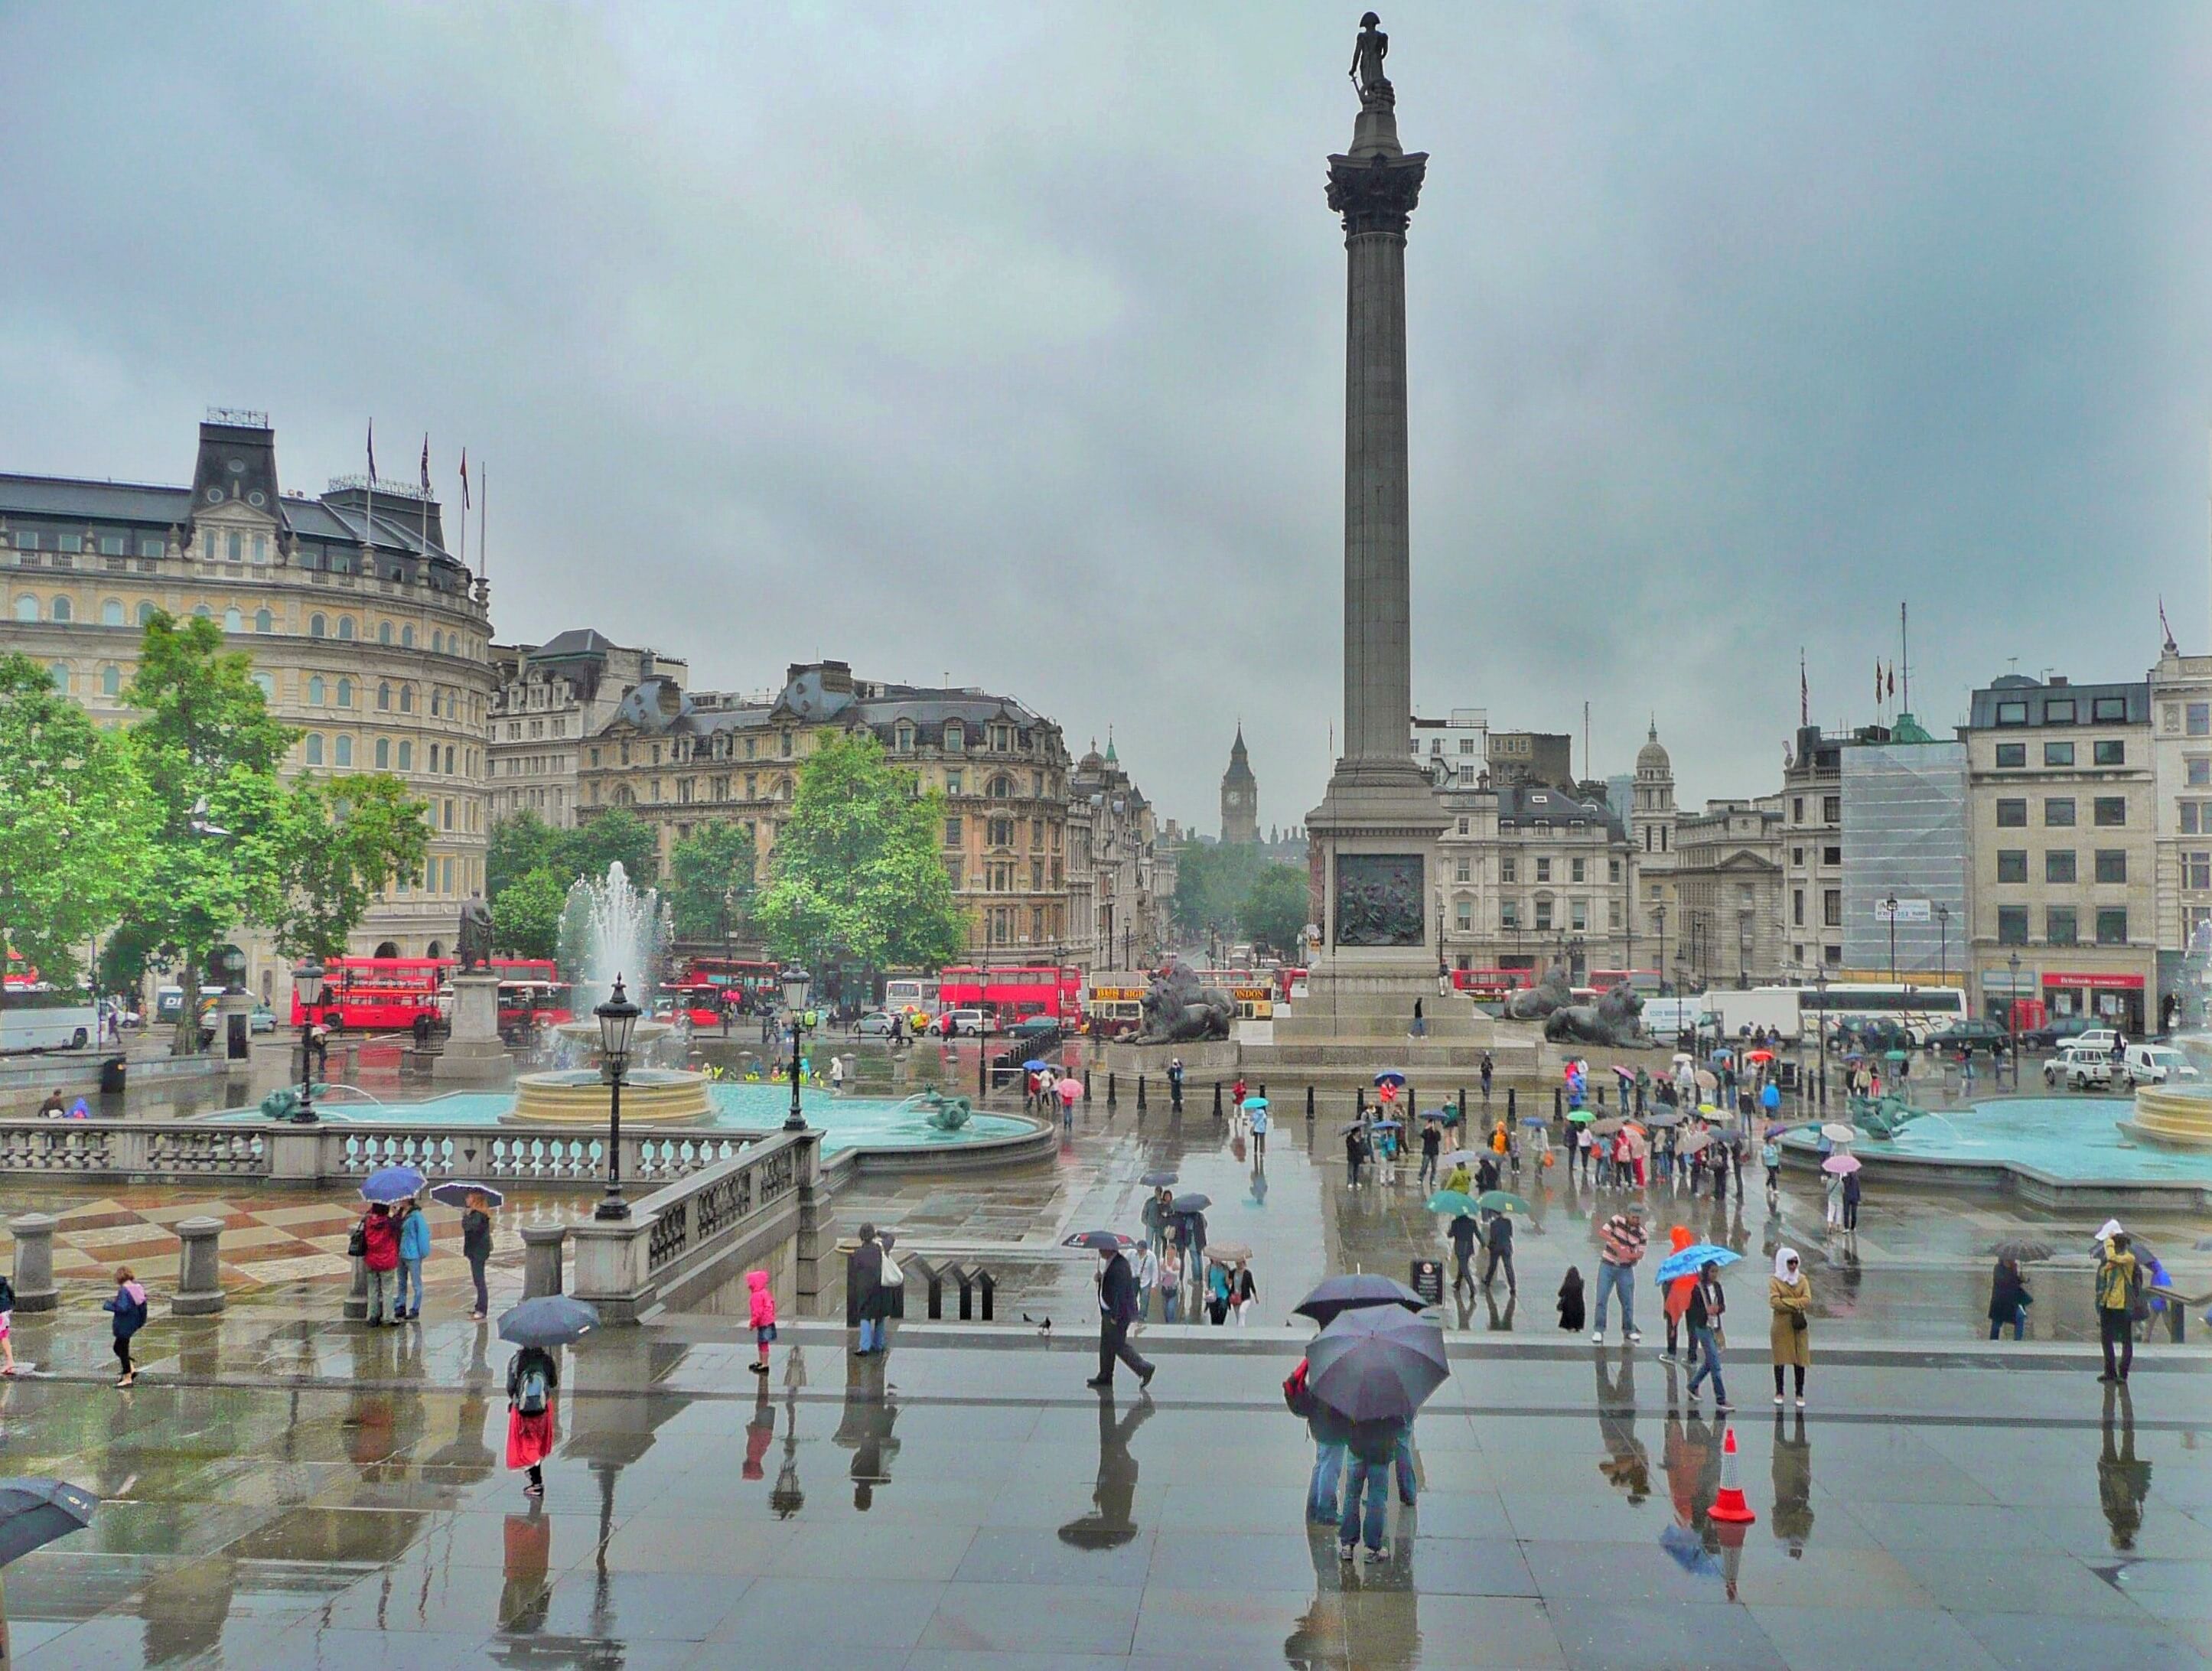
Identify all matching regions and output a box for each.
[1071,737,1171,973]
[489,630,682,828]
[0,411,495,1001]
[1220,725,1259,843]
[575,660,1074,957]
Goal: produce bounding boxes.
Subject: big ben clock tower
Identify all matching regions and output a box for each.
[1220,725,1259,844]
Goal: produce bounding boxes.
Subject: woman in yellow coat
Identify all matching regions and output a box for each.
[1769,1246,1812,1408]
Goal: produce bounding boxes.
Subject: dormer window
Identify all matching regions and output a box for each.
[897,724,914,751]
[945,722,964,752]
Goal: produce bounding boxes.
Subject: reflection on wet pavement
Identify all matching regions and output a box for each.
[0,1323,2207,1669]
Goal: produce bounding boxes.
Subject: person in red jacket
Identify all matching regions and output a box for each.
[360,1203,401,1325]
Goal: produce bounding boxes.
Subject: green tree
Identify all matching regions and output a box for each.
[755,732,962,981]
[570,806,660,888]
[491,866,568,960]
[1170,840,1265,939]
[668,821,757,943]
[487,809,563,900]
[1240,862,1310,956]
[0,653,148,994]
[272,775,432,963]
[123,613,298,1054]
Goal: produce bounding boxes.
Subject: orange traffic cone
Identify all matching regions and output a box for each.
[1707,1425,1758,1524]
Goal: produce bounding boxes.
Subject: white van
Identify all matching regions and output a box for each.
[1640,996,1705,1040]
[2124,1044,2199,1087]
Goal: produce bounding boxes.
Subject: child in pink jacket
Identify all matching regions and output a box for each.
[747,1269,777,1374]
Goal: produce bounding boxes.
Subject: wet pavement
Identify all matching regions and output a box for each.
[0,1322,2207,1669]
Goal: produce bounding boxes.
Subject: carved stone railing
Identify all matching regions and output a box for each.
[0,1122,269,1179]
[567,1126,820,1323]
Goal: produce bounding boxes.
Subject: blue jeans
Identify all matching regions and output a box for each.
[1592,1262,1636,1335]
[1308,1440,1344,1521]
[1686,1325,1726,1402]
[858,1317,884,1353]
[396,1258,424,1316]
[1160,1288,1180,1323]
[1393,1427,1417,1504]
[1339,1455,1389,1552]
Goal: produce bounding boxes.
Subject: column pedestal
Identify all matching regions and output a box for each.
[433,973,515,1087]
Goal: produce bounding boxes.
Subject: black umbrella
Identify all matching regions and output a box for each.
[1987,1239,2055,1263]
[1064,1230,1137,1252]
[497,1295,601,1349]
[1170,1193,1211,1214]
[1307,1306,1450,1423]
[1295,1273,1428,1327]
[0,1479,97,1567]
[1139,1170,1178,1188]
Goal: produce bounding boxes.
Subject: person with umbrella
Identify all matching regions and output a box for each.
[506,1337,559,1498]
[1247,1095,1269,1158]
[460,1189,497,1321]
[1988,1253,2033,1340]
[1683,1260,1731,1411]
[2095,1230,2140,1384]
[358,1202,401,1326]
[1085,1234,1155,1391]
[393,1192,431,1321]
[1481,1201,1516,1297]
[1840,1162,1862,1233]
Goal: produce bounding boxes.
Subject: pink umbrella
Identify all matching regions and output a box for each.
[1055,1077,1083,1101]
[1820,1153,1861,1175]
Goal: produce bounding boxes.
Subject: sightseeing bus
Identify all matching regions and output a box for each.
[679,956,782,1010]
[1451,967,1531,1001]
[1083,978,1148,1038]
[938,964,1081,1024]
[882,975,942,1018]
[1797,982,1968,1046]
[0,988,99,1053]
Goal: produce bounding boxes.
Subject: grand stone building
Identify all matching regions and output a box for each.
[1220,725,1259,843]
[575,660,1074,957]
[1071,737,1172,972]
[0,411,495,1001]
[489,630,682,827]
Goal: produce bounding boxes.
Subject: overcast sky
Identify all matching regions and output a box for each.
[5,3,2208,831]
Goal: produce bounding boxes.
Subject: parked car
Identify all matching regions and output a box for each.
[931,1009,990,1037]
[2018,1015,2098,1052]
[248,1003,279,1034]
[2123,1043,2201,1087]
[2071,1027,2123,1058]
[1927,1019,2009,1056]
[852,1011,900,1036]
[2044,1044,2116,1091]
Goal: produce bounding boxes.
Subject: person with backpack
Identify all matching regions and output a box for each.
[394,1197,430,1321]
[103,1266,148,1389]
[1205,1259,1233,1326]
[461,1193,494,1322]
[2095,1231,2140,1384]
[506,1343,559,1497]
[357,1203,401,1326]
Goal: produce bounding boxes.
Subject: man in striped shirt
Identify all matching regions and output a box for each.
[1591,1209,1647,1344]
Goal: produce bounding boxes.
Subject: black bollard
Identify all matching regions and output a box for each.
[1457,1087,1467,1119]
[1553,1085,1562,1119]
[1507,1086,1516,1122]
[1083,1068,1092,1100]
[1138,1074,1148,1111]
[1211,1082,1223,1119]
[1108,1072,1118,1106]
[979,1041,988,1095]
[1305,1084,1316,1122]
[1357,1086,1367,1119]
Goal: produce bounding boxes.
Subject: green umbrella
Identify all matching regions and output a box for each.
[1566,1109,1597,1124]
[1475,1191,1531,1215]
[1883,1049,1911,1063]
[1425,1190,1479,1217]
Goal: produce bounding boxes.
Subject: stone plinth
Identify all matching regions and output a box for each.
[171,1215,225,1315]
[8,1213,57,1312]
[520,1223,567,1298]
[432,973,514,1088]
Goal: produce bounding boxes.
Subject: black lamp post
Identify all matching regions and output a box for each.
[289,959,325,1125]
[594,974,640,1221]
[1934,902,1950,991]
[1884,894,1900,984]
[1812,963,1829,1107]
[2007,950,2021,1088]
[1655,904,1668,997]
[781,966,813,1132]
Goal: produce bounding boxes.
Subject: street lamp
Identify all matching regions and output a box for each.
[594,974,641,1221]
[1812,963,1829,1107]
[2006,950,2021,1088]
[288,959,326,1125]
[781,965,813,1132]
[1654,904,1668,997]
[1884,894,1899,984]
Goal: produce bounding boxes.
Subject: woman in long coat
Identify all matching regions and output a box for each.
[1769,1246,1812,1408]
[851,1223,894,1354]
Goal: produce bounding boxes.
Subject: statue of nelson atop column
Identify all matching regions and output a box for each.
[1350,11,1393,108]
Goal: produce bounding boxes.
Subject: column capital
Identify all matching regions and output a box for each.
[1328,150,1428,239]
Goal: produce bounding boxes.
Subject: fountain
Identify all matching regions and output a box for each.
[2124,920,2212,1150]
[509,863,713,1127]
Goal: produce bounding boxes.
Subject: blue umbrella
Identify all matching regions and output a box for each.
[428,1181,503,1210]
[1369,1118,1402,1131]
[1652,1244,1742,1285]
[498,1295,601,1348]
[1374,1070,1407,1088]
[0,1479,98,1567]
[360,1165,425,1204]
[1660,1521,1722,1576]
[1021,1058,1050,1072]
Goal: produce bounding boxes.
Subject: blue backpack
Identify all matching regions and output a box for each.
[517,1366,549,1415]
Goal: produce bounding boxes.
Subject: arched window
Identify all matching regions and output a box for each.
[432,630,445,655]
[337,617,355,641]
[375,738,390,769]
[895,723,914,751]
[304,734,324,766]
[223,607,242,633]
[99,665,121,698]
[50,597,71,623]
[11,597,35,622]
[429,689,441,718]
[397,741,413,771]
[989,775,1013,800]
[192,604,211,620]
[399,685,414,714]
[309,613,327,639]
[47,662,67,692]
[101,600,124,626]
[401,624,415,648]
[137,602,157,626]
[254,607,272,632]
[337,677,353,708]
[378,621,393,646]
[308,676,327,705]
[373,941,399,959]
[376,682,391,711]
[335,736,353,767]
[251,672,275,699]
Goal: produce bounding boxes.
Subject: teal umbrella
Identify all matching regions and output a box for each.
[1425,1190,1479,1217]
[1475,1191,1531,1215]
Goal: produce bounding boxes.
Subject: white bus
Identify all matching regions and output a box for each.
[0,989,99,1053]
[881,976,941,1018]
[1797,982,1967,1045]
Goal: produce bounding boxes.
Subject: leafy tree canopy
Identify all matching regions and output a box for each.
[668,821,757,942]
[491,866,568,961]
[755,732,962,977]
[487,806,661,903]
[1241,863,1311,958]
[272,774,432,964]
[1169,840,1267,937]
[0,653,149,990]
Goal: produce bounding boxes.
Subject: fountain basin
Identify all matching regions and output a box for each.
[510,1067,713,1126]
[2123,1082,2212,1150]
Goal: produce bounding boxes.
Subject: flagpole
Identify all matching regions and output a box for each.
[420,435,432,558]
[479,461,487,584]
[458,451,467,572]
[364,419,375,562]
[1900,601,1910,713]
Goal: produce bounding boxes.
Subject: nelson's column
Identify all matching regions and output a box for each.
[1298,14,1455,1032]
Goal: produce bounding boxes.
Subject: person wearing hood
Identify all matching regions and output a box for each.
[1988,1257,2031,1341]
[748,1268,778,1373]
[849,1224,892,1356]
[1769,1247,1812,1407]
[103,1266,148,1388]
[2095,1231,2140,1383]
[1659,1224,1698,1369]
[359,1202,401,1326]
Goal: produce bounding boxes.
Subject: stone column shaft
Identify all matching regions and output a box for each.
[1344,224,1412,764]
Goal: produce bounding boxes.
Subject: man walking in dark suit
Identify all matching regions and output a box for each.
[1087,1245,1155,1390]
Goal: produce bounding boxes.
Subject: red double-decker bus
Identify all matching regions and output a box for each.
[1451,967,1531,1001]
[937,964,1080,1023]
[679,956,782,1006]
[298,956,567,1033]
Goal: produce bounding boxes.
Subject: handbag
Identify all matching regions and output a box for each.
[1790,1309,1807,1333]
[878,1251,904,1288]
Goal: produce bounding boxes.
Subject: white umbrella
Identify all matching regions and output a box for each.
[1819,1122,1856,1144]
